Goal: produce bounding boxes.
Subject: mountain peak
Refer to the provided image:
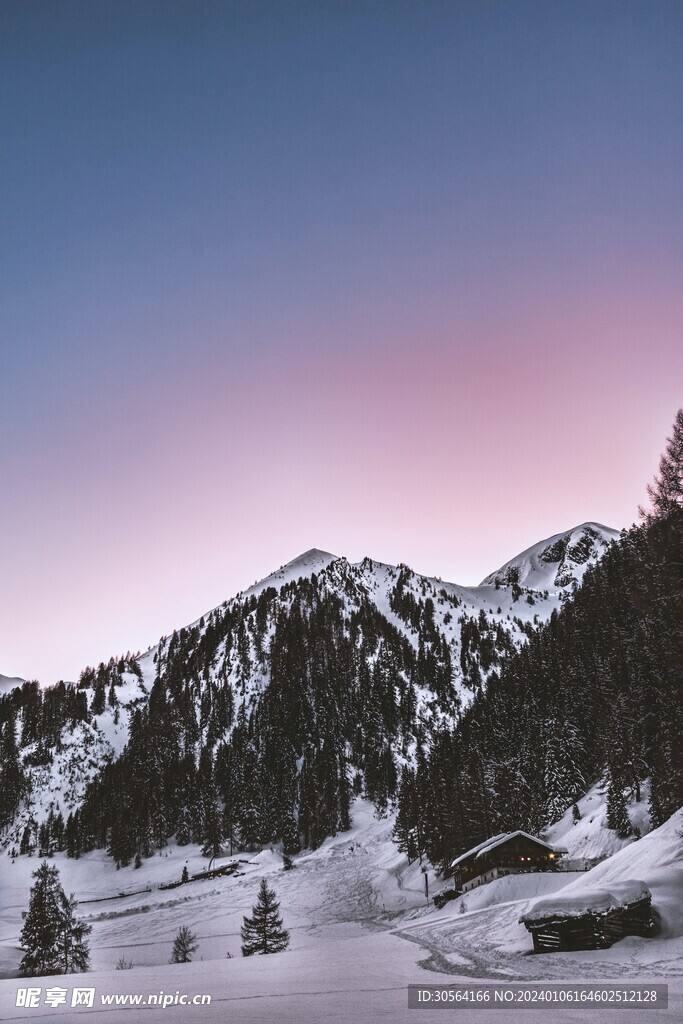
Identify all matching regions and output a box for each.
[288,547,338,566]
[481,522,619,590]
[242,548,338,599]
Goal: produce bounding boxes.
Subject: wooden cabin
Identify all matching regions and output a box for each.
[520,880,656,953]
[451,831,565,893]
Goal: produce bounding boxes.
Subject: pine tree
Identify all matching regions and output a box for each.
[201,791,224,858]
[240,878,290,956]
[19,862,91,976]
[0,715,23,830]
[90,677,106,717]
[175,805,192,846]
[65,811,81,858]
[642,408,683,521]
[20,824,33,856]
[281,813,301,856]
[543,718,585,825]
[59,895,91,973]
[606,777,632,839]
[170,925,198,963]
[394,767,420,863]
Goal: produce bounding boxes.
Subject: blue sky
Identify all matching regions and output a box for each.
[1,0,681,681]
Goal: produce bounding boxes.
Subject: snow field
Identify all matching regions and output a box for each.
[1,801,681,1022]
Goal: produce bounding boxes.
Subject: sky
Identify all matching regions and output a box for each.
[1,0,681,684]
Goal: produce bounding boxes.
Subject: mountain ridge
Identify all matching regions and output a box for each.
[0,521,618,857]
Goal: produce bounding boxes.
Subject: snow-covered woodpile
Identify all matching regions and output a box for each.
[520,879,657,952]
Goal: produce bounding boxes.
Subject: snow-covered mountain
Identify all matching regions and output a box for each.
[0,673,25,695]
[141,521,619,720]
[1,522,618,851]
[241,547,338,598]
[481,522,620,590]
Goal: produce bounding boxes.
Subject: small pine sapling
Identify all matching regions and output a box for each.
[241,878,290,956]
[170,925,199,964]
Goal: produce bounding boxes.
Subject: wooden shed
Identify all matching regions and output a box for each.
[520,879,656,953]
[451,831,565,893]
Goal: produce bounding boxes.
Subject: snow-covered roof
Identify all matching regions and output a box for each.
[451,830,560,868]
[451,833,508,867]
[519,879,650,924]
[475,831,559,859]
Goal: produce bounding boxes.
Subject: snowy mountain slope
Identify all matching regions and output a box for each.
[481,522,619,590]
[0,675,25,695]
[242,547,338,599]
[0,809,448,1024]
[544,781,653,862]
[2,522,618,848]
[145,521,618,716]
[173,549,340,635]
[143,521,618,732]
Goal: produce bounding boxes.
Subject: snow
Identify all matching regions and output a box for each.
[394,809,683,992]
[451,833,508,866]
[0,674,25,695]
[9,722,116,834]
[480,523,620,590]
[546,808,683,938]
[1,803,681,1022]
[242,548,339,599]
[520,880,651,923]
[452,871,586,914]
[545,780,653,861]
[0,937,449,1023]
[9,528,681,1019]
[246,848,284,869]
[4,526,618,848]
[475,831,560,860]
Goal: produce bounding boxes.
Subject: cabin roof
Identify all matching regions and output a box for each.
[451,833,508,867]
[451,830,559,868]
[519,879,650,924]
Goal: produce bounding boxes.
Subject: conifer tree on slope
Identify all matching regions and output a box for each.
[241,878,290,956]
[639,407,683,822]
[170,925,199,964]
[0,714,23,831]
[641,408,683,521]
[606,770,633,839]
[19,861,91,976]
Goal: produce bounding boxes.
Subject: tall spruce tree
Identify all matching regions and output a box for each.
[0,714,23,831]
[642,408,683,521]
[394,767,421,863]
[606,774,633,839]
[19,862,91,976]
[241,878,290,956]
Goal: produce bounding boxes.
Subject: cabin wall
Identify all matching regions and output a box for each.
[526,898,655,954]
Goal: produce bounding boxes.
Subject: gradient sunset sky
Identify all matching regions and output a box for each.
[2,0,681,684]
